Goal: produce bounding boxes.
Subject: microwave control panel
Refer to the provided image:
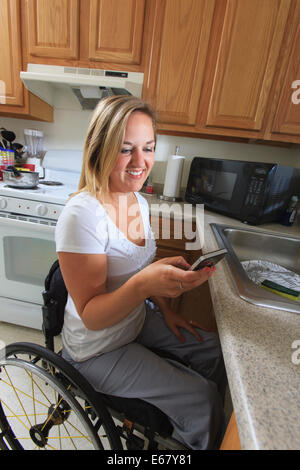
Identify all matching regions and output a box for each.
[244,175,266,207]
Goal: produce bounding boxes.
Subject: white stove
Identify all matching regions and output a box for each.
[0,182,77,223]
[0,150,82,330]
[0,150,82,221]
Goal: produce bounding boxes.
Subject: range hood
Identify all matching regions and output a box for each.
[20,64,144,110]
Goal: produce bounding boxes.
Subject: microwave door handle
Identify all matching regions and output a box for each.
[0,217,55,234]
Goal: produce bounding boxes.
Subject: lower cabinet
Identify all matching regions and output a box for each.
[151,216,217,332]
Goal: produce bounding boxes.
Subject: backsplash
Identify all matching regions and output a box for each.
[1,107,300,188]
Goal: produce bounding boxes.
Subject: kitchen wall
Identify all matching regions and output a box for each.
[1,106,300,188]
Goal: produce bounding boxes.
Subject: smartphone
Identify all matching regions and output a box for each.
[188,248,228,271]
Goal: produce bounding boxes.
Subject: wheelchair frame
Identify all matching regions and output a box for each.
[0,260,188,451]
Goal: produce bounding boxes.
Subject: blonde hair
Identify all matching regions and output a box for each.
[77,95,156,199]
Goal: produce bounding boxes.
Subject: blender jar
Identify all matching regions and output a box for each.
[24,129,44,157]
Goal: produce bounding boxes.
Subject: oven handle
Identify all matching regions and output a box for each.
[0,216,55,234]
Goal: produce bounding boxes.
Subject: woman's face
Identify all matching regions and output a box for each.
[109,111,155,195]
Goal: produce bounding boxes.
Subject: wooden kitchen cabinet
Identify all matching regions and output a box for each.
[265,0,300,142]
[144,0,300,144]
[0,0,23,106]
[85,0,146,65]
[220,412,241,450]
[199,0,291,134]
[143,0,215,127]
[151,215,216,331]
[24,0,80,60]
[23,0,153,70]
[0,0,53,120]
[2,0,299,141]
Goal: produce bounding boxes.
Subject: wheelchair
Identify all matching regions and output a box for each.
[0,260,190,451]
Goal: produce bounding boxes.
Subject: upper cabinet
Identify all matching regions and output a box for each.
[87,0,146,65]
[25,0,80,60]
[201,0,290,133]
[0,0,23,106]
[0,0,53,121]
[0,0,300,142]
[266,0,300,141]
[143,0,300,143]
[24,0,150,70]
[143,0,215,126]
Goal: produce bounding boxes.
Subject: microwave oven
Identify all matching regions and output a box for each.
[185,157,300,225]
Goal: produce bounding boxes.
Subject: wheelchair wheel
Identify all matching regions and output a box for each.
[0,342,122,450]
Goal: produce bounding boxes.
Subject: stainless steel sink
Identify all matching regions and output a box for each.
[211,223,300,314]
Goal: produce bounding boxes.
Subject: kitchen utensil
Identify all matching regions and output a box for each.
[12,142,25,152]
[3,166,40,188]
[11,142,27,161]
[0,128,16,149]
[24,129,44,157]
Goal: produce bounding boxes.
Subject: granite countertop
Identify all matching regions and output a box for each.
[143,193,300,450]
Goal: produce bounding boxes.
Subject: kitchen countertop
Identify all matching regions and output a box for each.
[143,193,300,450]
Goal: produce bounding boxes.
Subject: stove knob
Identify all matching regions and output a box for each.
[0,197,7,210]
[36,204,48,217]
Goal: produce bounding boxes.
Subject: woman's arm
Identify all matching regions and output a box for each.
[58,251,146,331]
[59,252,214,331]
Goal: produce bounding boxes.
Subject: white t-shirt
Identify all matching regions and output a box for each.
[55,191,156,361]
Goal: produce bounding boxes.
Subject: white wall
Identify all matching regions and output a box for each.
[1,106,300,186]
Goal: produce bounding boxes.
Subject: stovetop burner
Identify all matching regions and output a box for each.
[5,185,39,190]
[39,181,63,186]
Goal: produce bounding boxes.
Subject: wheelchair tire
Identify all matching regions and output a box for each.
[0,342,123,450]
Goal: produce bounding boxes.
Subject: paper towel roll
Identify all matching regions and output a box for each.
[163,154,185,198]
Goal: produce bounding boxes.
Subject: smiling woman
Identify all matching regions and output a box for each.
[55,95,227,450]
[77,96,156,199]
[108,111,155,197]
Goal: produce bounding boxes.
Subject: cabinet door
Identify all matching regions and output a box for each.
[270,1,300,138]
[143,0,215,126]
[26,0,79,59]
[203,0,291,132]
[88,0,146,65]
[179,250,216,332]
[0,0,23,106]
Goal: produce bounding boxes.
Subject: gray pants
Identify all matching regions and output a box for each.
[62,301,226,450]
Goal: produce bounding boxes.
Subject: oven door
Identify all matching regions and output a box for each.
[0,217,57,305]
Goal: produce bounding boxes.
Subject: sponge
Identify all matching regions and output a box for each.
[261,279,300,301]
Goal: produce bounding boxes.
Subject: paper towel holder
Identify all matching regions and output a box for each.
[158,146,184,202]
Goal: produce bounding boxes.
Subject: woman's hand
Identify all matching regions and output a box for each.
[134,256,216,299]
[162,307,212,343]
